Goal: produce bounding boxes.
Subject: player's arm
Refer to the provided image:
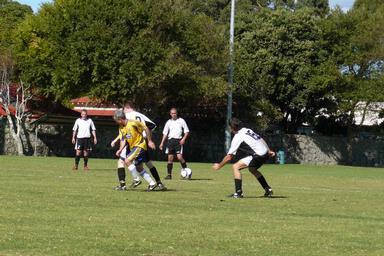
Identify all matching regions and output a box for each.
[111,134,120,147]
[72,120,78,144]
[135,120,155,150]
[92,130,97,145]
[144,125,156,150]
[159,121,169,150]
[213,134,241,170]
[212,154,233,170]
[90,119,97,144]
[180,132,189,145]
[116,137,127,157]
[260,138,275,157]
[180,119,189,145]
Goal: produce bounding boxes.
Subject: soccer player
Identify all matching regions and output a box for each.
[212,118,275,198]
[111,102,166,190]
[113,109,158,191]
[159,107,190,180]
[71,109,97,171]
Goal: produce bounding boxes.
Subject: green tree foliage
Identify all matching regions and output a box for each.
[0,0,32,52]
[235,7,328,131]
[319,3,384,129]
[14,0,227,111]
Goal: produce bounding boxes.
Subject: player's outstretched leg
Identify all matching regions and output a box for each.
[128,164,142,188]
[249,167,273,197]
[146,161,166,191]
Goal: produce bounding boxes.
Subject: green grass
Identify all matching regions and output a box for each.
[0,156,383,256]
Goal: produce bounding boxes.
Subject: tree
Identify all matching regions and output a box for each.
[14,0,228,113]
[0,0,32,52]
[0,53,32,155]
[234,7,328,131]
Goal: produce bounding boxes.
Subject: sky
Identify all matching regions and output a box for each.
[19,0,356,13]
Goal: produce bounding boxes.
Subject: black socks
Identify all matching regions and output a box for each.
[84,156,88,167]
[234,179,242,194]
[257,175,270,190]
[167,163,173,175]
[150,167,161,183]
[75,155,80,166]
[118,168,126,187]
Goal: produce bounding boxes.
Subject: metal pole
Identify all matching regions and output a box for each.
[225,0,236,152]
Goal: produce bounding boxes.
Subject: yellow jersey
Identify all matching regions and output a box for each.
[119,119,147,150]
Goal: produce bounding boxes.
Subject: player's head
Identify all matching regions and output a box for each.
[113,109,126,125]
[81,109,88,119]
[170,108,178,120]
[230,118,243,133]
[124,101,135,112]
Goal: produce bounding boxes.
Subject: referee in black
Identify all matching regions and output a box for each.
[72,109,97,171]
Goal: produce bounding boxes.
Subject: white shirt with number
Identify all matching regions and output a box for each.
[228,128,268,156]
[73,118,96,138]
[125,111,156,129]
[125,111,156,138]
[162,118,189,139]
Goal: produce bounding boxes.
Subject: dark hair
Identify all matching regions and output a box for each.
[124,101,135,109]
[230,118,243,131]
[81,109,87,113]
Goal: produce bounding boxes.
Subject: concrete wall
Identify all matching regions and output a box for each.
[1,119,383,167]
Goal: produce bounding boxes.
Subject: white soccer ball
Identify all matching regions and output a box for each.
[180,168,192,179]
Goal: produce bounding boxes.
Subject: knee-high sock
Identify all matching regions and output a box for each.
[139,170,155,186]
[75,156,80,166]
[117,168,126,187]
[257,175,271,190]
[128,164,140,181]
[167,163,173,175]
[84,156,89,166]
[149,167,161,183]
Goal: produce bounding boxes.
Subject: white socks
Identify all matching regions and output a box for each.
[128,164,140,181]
[139,170,156,186]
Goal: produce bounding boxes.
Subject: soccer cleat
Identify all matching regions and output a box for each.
[84,166,90,171]
[228,192,244,198]
[114,185,127,191]
[264,188,273,197]
[147,183,158,191]
[129,179,142,188]
[164,175,172,180]
[157,183,167,191]
[72,165,78,171]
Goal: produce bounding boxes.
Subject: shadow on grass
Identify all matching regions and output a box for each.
[180,178,213,181]
[125,189,178,193]
[246,195,288,199]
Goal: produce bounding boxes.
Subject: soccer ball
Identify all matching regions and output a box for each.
[180,168,192,179]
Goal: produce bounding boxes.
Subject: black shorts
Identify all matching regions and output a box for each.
[165,138,183,155]
[248,154,269,169]
[75,138,92,151]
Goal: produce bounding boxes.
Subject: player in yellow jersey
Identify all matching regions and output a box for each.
[113,109,158,191]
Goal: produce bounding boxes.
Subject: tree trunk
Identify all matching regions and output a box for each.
[6,115,24,155]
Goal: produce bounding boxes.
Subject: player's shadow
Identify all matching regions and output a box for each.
[246,195,288,199]
[129,189,178,193]
[180,178,213,181]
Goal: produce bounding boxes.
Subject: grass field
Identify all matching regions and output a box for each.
[0,156,383,256]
